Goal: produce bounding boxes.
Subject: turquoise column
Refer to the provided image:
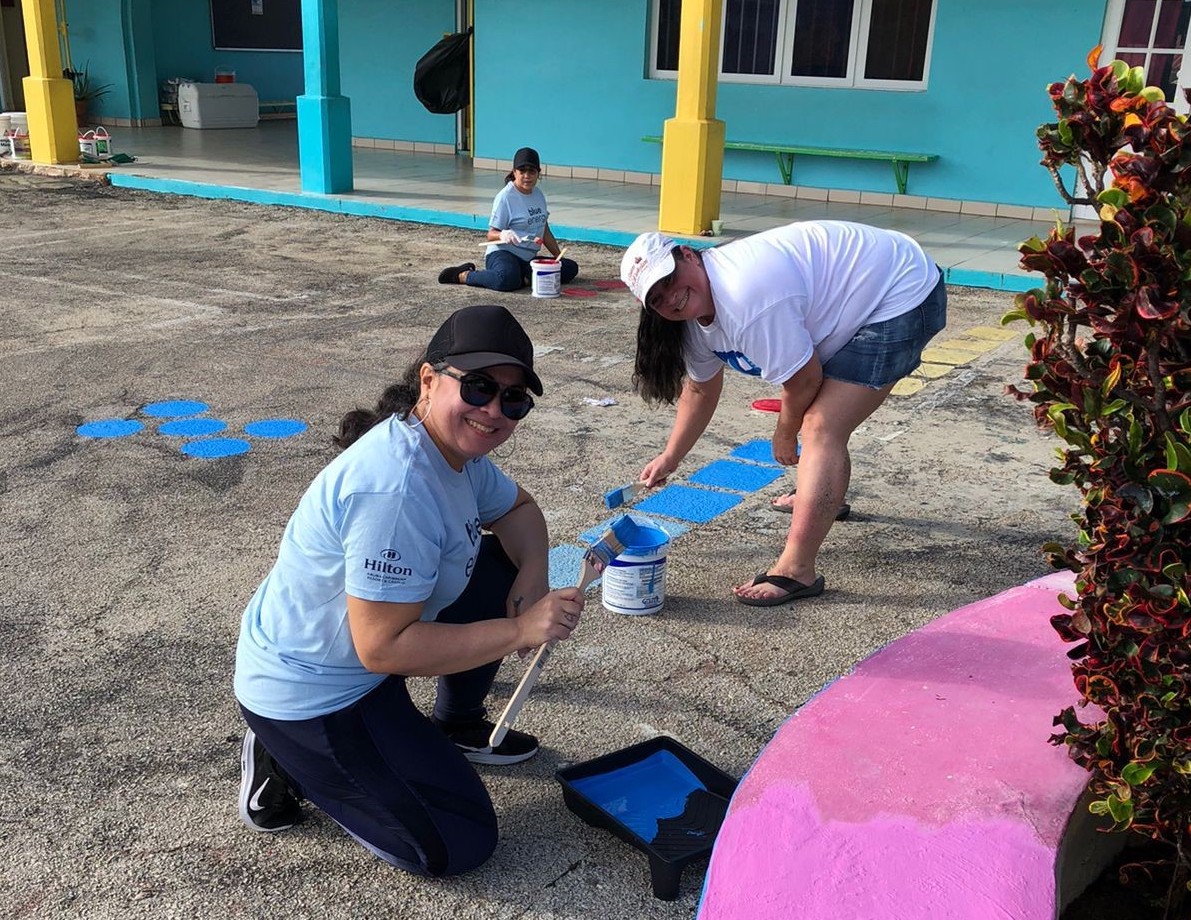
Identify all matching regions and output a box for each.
[298,0,353,194]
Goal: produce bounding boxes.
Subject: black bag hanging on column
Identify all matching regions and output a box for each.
[413,27,472,115]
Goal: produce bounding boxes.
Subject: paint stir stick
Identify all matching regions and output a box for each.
[487,516,640,750]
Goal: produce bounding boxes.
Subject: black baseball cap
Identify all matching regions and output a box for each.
[426,304,543,395]
[513,147,541,171]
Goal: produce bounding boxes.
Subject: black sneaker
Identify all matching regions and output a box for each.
[433,716,539,765]
[238,729,302,833]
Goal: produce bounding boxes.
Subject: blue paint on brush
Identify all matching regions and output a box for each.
[142,400,208,418]
[245,418,308,439]
[635,485,742,523]
[580,515,690,547]
[77,419,144,439]
[569,749,707,843]
[159,418,226,437]
[688,460,785,493]
[180,437,252,458]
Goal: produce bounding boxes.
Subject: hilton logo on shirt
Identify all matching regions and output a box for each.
[364,548,412,584]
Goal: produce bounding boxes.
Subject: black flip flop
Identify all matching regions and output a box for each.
[769,488,851,521]
[735,573,826,607]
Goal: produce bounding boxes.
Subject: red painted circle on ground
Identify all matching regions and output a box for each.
[562,287,599,297]
[752,398,781,413]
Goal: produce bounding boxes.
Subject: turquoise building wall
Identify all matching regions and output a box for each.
[57,0,1106,209]
[339,0,455,145]
[466,0,1099,208]
[149,0,302,105]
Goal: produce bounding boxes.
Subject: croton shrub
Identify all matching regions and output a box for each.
[1006,48,1191,910]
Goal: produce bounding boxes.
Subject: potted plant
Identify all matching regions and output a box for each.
[64,64,112,125]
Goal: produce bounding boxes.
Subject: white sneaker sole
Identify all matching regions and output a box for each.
[458,744,539,766]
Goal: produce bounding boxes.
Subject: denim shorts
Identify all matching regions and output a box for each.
[822,271,948,390]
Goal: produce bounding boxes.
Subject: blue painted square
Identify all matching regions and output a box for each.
[635,484,742,523]
[688,460,784,493]
[729,439,781,466]
[549,544,600,591]
[579,514,690,547]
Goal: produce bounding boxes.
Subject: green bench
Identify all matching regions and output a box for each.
[642,135,937,195]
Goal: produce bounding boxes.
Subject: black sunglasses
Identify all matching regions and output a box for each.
[436,366,535,421]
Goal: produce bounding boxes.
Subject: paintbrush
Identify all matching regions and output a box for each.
[488,516,641,749]
[604,480,648,509]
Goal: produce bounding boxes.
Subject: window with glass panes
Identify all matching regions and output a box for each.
[1111,0,1191,103]
[651,0,935,89]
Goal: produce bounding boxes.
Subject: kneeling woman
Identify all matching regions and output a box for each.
[438,146,579,291]
[234,304,585,875]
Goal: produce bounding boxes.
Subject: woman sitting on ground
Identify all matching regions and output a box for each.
[438,146,579,291]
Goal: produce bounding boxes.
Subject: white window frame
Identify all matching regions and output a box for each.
[648,0,936,91]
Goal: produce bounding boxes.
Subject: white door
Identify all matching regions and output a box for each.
[1075,0,1191,218]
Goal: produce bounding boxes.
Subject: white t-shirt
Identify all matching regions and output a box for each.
[234,415,518,720]
[486,182,549,261]
[684,221,939,385]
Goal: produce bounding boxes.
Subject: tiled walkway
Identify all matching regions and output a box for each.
[98,121,1068,292]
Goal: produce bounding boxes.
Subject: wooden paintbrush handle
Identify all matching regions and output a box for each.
[489,640,556,748]
[487,557,603,749]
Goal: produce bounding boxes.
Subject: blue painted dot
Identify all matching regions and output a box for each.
[180,437,252,458]
[77,418,144,439]
[244,418,307,439]
[730,439,787,466]
[159,418,227,437]
[143,400,209,418]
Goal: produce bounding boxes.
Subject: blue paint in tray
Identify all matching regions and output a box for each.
[77,419,144,439]
[634,484,741,523]
[245,418,308,439]
[181,437,252,458]
[688,459,784,493]
[569,749,707,843]
[159,418,227,437]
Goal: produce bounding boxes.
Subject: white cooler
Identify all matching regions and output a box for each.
[177,82,259,129]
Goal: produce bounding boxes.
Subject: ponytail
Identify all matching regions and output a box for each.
[333,355,425,449]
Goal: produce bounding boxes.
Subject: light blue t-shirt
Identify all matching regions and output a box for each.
[234,415,518,720]
[486,181,548,261]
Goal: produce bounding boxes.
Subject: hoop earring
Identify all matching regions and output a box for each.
[490,428,517,460]
[407,396,430,430]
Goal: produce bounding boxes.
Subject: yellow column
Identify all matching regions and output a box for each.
[21,0,78,165]
[658,0,724,236]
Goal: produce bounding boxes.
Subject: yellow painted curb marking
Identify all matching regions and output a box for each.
[965,325,1018,342]
[890,378,925,397]
[919,346,976,366]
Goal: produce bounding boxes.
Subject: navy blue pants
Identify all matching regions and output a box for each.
[466,248,579,291]
[240,535,517,876]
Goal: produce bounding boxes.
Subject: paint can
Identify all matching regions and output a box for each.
[530,258,562,298]
[3,112,27,133]
[601,515,669,615]
[214,68,236,84]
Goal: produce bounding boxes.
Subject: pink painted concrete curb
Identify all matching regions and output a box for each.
[698,572,1088,920]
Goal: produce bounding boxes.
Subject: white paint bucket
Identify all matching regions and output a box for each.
[601,515,670,615]
[530,258,562,298]
[4,112,27,133]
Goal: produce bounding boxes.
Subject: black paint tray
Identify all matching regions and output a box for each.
[555,735,738,900]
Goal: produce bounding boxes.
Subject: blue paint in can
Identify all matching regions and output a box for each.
[601,514,670,615]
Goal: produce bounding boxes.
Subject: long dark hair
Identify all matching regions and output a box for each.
[633,307,687,405]
[333,353,425,449]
